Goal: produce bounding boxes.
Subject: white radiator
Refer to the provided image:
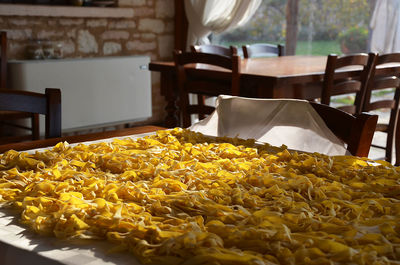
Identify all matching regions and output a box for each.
[8,56,152,133]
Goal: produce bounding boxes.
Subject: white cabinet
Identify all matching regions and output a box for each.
[8,56,152,133]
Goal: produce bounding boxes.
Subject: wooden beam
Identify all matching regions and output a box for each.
[174,0,188,51]
[285,0,299,56]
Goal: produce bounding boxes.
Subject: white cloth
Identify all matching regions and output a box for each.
[185,0,261,48]
[190,95,348,156]
[0,209,141,265]
[370,0,400,53]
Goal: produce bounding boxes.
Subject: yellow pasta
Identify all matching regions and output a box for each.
[0,128,399,265]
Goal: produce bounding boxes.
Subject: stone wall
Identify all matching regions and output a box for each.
[0,0,175,128]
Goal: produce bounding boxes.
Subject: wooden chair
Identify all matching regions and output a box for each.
[242,43,285,58]
[190,45,239,119]
[190,45,238,111]
[361,53,400,164]
[0,31,6,89]
[173,50,240,128]
[0,31,45,143]
[310,101,378,157]
[321,53,376,115]
[0,88,62,143]
[190,44,238,58]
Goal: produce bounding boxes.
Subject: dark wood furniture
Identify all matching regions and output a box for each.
[0,31,6,89]
[0,31,41,143]
[151,56,326,127]
[191,44,238,57]
[310,102,378,157]
[0,110,40,144]
[149,56,400,128]
[0,88,61,143]
[321,53,376,115]
[0,126,164,153]
[361,53,400,165]
[174,50,241,127]
[0,116,377,158]
[242,43,285,58]
[174,0,188,51]
[190,44,239,117]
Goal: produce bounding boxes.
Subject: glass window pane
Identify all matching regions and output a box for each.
[211,0,373,56]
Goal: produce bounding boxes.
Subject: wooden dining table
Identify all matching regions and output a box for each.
[150,55,400,128]
[150,55,332,128]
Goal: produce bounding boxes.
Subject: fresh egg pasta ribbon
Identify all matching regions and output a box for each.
[0,128,399,265]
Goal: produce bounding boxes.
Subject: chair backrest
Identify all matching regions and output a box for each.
[310,101,378,157]
[0,88,62,139]
[173,50,240,128]
[0,31,7,89]
[321,53,376,115]
[362,53,400,164]
[242,43,285,58]
[190,44,238,58]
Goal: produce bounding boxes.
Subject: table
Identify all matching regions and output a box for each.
[0,125,164,265]
[0,126,399,264]
[150,56,400,128]
[0,125,164,153]
[149,56,329,127]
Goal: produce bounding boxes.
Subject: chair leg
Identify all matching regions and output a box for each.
[386,132,393,164]
[32,114,40,140]
[395,115,400,166]
[197,94,206,120]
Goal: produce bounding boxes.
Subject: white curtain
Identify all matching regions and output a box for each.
[185,0,262,49]
[370,0,400,53]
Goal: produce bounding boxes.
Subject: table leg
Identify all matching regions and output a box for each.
[160,72,179,128]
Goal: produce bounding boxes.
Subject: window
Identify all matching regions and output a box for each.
[212,0,372,56]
